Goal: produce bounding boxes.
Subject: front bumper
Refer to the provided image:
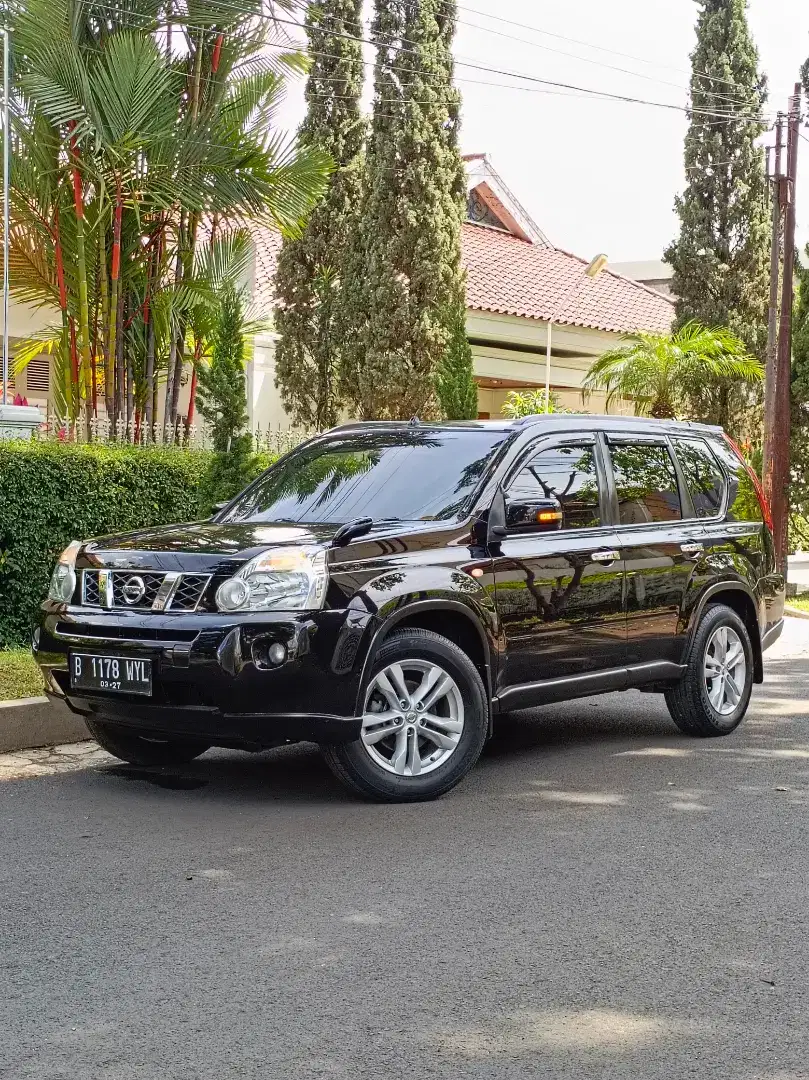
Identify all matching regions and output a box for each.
[35,604,375,748]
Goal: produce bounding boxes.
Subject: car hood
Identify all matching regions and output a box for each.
[80,521,341,574]
[77,518,440,574]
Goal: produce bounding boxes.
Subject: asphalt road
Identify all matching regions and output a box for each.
[3,621,809,1080]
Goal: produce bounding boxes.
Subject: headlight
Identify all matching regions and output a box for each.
[47,541,82,603]
[216,547,328,613]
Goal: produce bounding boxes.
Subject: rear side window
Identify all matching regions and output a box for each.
[508,443,601,529]
[708,437,763,522]
[609,442,683,525]
[673,438,726,518]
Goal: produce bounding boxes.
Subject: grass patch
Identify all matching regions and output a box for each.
[0,649,45,701]
[787,595,809,613]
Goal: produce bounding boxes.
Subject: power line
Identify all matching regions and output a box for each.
[58,1,774,129]
[452,0,791,100]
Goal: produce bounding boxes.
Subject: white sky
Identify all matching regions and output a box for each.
[276,0,809,263]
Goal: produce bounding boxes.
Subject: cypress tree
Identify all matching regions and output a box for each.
[664,0,770,433]
[340,0,470,420]
[435,300,478,419]
[196,288,255,508]
[274,0,365,430]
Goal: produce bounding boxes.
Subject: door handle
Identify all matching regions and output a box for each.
[680,541,704,557]
[590,549,620,564]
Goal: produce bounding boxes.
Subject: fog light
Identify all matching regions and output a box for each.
[268,642,287,666]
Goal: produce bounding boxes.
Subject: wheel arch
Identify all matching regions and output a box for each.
[687,582,763,683]
[355,599,495,722]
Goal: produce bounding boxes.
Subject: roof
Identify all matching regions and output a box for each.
[253,222,674,335]
[336,415,722,436]
[462,223,674,334]
[250,223,284,312]
[610,259,674,282]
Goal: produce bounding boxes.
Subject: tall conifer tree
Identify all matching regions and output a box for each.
[274,0,365,429]
[664,0,770,432]
[340,0,470,420]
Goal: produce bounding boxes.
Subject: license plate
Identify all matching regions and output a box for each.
[70,653,153,697]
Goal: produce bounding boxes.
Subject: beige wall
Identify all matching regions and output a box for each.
[10,296,636,429]
[468,311,634,421]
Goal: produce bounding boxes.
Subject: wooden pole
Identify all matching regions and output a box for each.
[762,113,784,466]
[770,84,802,573]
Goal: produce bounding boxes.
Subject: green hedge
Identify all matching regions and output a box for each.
[0,441,216,648]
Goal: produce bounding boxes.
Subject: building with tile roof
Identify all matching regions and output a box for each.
[247,154,673,426]
[5,156,673,427]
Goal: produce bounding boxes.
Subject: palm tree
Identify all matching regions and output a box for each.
[7,0,330,436]
[582,322,763,421]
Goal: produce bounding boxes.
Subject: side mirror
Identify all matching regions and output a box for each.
[211,501,228,515]
[506,497,563,533]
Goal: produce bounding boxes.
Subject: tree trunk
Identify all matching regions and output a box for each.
[99,229,112,421]
[53,206,74,422]
[107,181,123,427]
[68,125,93,433]
[650,398,677,419]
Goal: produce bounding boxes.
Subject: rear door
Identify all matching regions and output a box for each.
[492,434,626,706]
[603,433,705,668]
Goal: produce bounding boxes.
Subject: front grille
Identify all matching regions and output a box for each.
[170,574,210,611]
[82,571,101,607]
[111,571,164,610]
[79,570,210,612]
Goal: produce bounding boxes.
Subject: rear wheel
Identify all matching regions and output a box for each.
[665,603,754,737]
[322,628,488,802]
[86,718,211,766]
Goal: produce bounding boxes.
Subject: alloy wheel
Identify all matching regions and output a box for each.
[703,624,747,716]
[361,659,465,776]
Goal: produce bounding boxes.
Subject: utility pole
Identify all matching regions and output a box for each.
[1,29,9,407]
[762,113,784,455]
[765,83,802,574]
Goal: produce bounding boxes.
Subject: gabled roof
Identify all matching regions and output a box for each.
[250,156,674,336]
[464,154,551,247]
[462,222,674,334]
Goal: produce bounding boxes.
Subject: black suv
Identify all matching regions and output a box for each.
[34,416,785,801]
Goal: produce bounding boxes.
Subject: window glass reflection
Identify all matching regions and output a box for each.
[674,438,726,518]
[610,443,682,525]
[220,429,509,525]
[509,444,600,530]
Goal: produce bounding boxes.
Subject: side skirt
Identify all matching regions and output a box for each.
[493,661,686,711]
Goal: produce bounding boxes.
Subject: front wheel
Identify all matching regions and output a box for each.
[86,719,211,766]
[322,628,489,802]
[665,603,754,737]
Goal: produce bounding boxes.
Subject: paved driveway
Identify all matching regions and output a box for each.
[3,621,809,1079]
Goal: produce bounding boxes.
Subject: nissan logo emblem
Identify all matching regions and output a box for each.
[121,575,146,605]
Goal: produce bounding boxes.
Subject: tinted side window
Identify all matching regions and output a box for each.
[674,438,726,518]
[508,443,601,529]
[708,437,763,522]
[609,442,683,525]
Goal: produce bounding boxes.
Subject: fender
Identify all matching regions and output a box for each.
[352,567,499,712]
[682,577,764,681]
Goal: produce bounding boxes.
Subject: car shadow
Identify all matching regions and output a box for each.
[88,651,809,805]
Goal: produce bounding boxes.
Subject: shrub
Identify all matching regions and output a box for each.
[0,441,212,647]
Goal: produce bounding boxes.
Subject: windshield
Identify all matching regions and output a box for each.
[220,428,509,525]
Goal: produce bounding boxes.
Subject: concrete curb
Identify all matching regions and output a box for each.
[0,696,89,753]
[785,606,809,621]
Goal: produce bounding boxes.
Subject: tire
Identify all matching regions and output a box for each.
[86,718,211,766]
[665,603,754,738]
[322,628,489,802]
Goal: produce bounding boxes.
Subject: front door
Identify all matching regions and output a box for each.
[492,436,626,707]
[603,435,704,667]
